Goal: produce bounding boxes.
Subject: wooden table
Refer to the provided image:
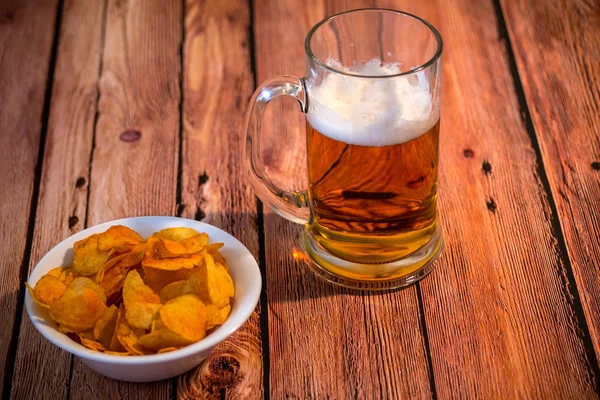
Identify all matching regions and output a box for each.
[2,0,599,398]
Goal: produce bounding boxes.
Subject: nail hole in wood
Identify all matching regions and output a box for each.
[486,198,497,213]
[463,148,474,158]
[482,160,492,175]
[195,207,206,221]
[198,172,209,186]
[75,176,86,188]
[591,161,600,171]
[68,215,79,229]
[119,130,141,142]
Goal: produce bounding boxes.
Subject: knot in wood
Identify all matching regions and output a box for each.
[203,356,241,388]
[119,129,141,142]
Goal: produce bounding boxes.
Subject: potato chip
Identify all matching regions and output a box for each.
[79,335,106,352]
[94,305,119,349]
[25,282,49,309]
[152,234,208,258]
[118,332,149,355]
[206,243,227,266]
[143,267,196,293]
[138,329,194,352]
[49,288,107,333]
[159,294,207,342]
[114,243,146,269]
[104,351,130,356]
[141,253,203,271]
[30,275,67,305]
[68,277,107,303]
[47,266,76,284]
[109,306,127,352]
[152,227,200,243]
[206,304,231,330]
[123,270,161,330]
[72,234,110,276]
[151,319,166,332]
[98,225,143,251]
[100,267,127,299]
[157,346,179,354]
[159,280,186,304]
[183,254,234,308]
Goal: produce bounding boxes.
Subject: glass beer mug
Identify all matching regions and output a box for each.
[245,9,443,290]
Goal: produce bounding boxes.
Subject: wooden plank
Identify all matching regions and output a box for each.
[66,0,182,398]
[253,1,433,398]
[500,0,600,365]
[0,0,59,397]
[379,0,599,397]
[176,0,263,398]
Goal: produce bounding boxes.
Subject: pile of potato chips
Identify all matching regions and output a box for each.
[27,226,235,355]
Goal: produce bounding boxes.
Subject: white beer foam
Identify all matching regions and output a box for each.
[307,58,439,147]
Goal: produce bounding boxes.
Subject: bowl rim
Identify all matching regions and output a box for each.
[26,216,262,365]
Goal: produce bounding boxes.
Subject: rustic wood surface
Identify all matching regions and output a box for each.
[500,0,600,365]
[2,0,599,399]
[0,0,59,398]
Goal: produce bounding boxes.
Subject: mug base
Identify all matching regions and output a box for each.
[301,225,443,290]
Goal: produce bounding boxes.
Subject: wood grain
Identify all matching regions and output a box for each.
[500,0,600,364]
[67,0,181,398]
[253,0,433,398]
[378,0,600,397]
[176,0,263,398]
[0,0,58,397]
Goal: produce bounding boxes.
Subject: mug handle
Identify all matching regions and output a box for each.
[244,76,310,224]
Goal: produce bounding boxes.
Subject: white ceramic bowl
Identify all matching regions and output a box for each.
[25,216,261,382]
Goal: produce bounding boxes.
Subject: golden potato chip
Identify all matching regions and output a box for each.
[30,275,67,305]
[100,267,127,300]
[157,346,179,354]
[152,234,208,258]
[49,288,107,333]
[114,243,146,269]
[206,304,231,330]
[141,253,203,271]
[123,270,161,330]
[72,234,110,276]
[109,306,127,352]
[151,319,166,332]
[25,282,49,309]
[159,280,186,304]
[138,329,193,352]
[118,332,149,356]
[79,335,106,352]
[98,225,143,252]
[46,266,76,284]
[68,277,107,303]
[143,266,196,293]
[205,242,224,252]
[206,243,227,266]
[159,294,207,342]
[183,254,234,308]
[152,227,200,242]
[94,305,119,349]
[104,351,130,356]
[102,253,129,272]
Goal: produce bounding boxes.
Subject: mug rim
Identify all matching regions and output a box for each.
[304,8,443,79]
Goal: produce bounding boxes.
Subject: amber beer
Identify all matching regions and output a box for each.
[306,120,440,268]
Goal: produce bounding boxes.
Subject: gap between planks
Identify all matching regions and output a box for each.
[491,0,600,387]
[2,0,65,398]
